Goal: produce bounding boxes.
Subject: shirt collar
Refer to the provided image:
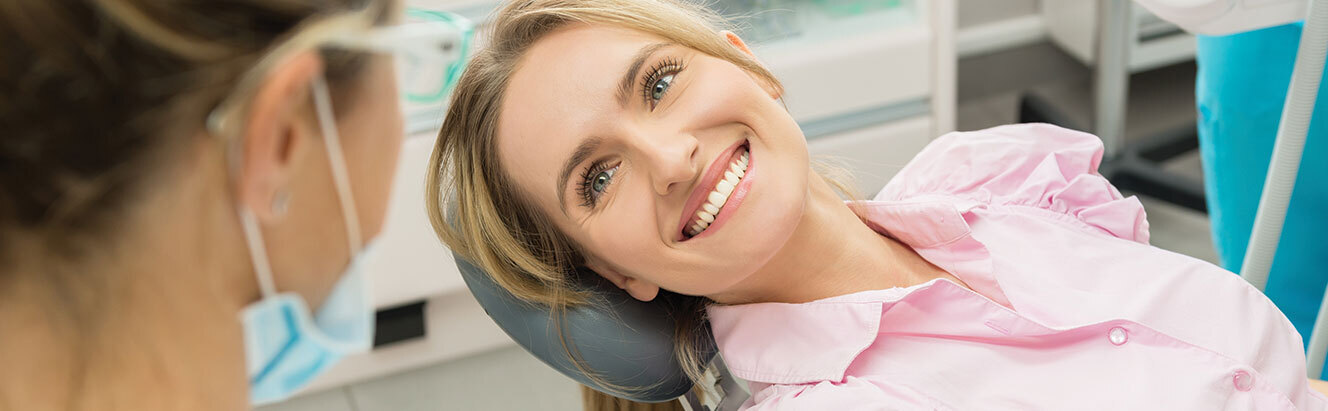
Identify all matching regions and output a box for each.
[854,197,1010,308]
[707,198,1006,385]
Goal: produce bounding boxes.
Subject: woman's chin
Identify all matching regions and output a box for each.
[709,179,806,281]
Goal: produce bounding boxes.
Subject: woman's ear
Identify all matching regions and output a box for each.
[234,51,324,222]
[720,30,755,58]
[719,30,781,99]
[585,259,660,302]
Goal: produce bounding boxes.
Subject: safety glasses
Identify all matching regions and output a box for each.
[207,7,473,141]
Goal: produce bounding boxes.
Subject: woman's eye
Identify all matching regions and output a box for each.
[580,164,618,207]
[592,168,615,193]
[650,73,675,102]
[641,58,685,110]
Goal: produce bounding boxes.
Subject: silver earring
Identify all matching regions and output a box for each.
[271,190,291,217]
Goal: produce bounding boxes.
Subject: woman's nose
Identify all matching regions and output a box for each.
[638,132,699,196]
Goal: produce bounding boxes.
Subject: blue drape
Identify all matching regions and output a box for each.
[1197,22,1328,377]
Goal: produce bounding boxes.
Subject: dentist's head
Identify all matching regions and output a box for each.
[0,0,412,408]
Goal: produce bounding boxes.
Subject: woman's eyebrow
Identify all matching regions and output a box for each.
[557,136,604,216]
[616,42,672,107]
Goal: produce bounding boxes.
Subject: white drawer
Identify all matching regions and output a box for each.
[807,115,933,198]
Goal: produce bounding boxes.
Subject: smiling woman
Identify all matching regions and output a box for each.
[427,0,1328,410]
[425,0,794,399]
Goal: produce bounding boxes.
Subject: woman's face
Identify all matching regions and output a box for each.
[496,25,810,300]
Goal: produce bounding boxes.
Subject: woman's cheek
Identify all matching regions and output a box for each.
[588,225,658,281]
[590,198,658,264]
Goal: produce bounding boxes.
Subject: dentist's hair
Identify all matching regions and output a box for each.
[0,0,386,264]
[425,0,782,401]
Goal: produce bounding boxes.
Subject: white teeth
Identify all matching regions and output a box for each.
[716,180,734,195]
[685,147,751,238]
[708,190,727,205]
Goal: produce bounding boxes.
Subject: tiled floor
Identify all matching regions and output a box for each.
[263,41,1225,411]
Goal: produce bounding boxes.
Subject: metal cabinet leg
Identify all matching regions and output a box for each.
[1095,0,1134,158]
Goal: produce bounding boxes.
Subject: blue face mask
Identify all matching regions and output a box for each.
[237,75,378,406]
[240,240,379,405]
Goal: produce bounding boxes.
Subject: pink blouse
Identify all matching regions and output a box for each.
[707,124,1328,410]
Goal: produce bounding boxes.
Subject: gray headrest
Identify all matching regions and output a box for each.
[453,252,715,402]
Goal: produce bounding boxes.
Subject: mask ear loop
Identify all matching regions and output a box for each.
[310,74,364,255]
[240,208,279,299]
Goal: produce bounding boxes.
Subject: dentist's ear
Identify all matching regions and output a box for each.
[586,260,660,302]
[236,50,323,222]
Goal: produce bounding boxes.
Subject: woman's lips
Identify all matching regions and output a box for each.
[676,140,752,241]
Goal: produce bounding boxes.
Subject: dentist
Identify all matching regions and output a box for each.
[0,0,459,408]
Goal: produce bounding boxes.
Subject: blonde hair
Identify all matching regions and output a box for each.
[425,0,785,401]
[582,385,685,411]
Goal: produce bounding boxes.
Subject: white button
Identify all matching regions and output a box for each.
[1108,326,1128,345]
[1233,371,1254,392]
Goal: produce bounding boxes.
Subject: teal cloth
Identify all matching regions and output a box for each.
[1197,22,1328,377]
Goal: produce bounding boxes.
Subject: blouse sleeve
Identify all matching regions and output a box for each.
[876,123,1149,244]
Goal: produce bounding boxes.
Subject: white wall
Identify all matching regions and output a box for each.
[955,0,1048,58]
[958,0,1040,28]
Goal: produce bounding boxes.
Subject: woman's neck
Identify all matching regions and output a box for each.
[714,172,958,305]
[0,159,254,411]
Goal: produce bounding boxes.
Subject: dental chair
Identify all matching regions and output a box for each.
[454,253,747,410]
